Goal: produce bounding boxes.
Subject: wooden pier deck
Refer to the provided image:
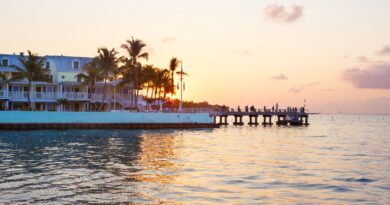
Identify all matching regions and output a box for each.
[211,109,310,127]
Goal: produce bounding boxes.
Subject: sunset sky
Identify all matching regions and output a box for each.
[1,0,390,114]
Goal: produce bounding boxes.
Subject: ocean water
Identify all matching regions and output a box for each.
[0,115,389,204]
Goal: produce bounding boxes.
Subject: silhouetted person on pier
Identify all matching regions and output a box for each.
[263,106,266,112]
[276,103,279,112]
[272,106,274,112]
[245,106,248,112]
[238,106,241,112]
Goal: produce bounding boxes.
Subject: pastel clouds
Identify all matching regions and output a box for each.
[272,74,288,80]
[289,82,320,93]
[376,45,390,55]
[264,4,304,23]
[343,62,390,89]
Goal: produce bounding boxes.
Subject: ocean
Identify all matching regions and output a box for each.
[0,115,389,204]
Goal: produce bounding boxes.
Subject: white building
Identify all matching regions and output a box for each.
[0,53,146,111]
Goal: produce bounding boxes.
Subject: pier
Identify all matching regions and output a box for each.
[212,108,310,127]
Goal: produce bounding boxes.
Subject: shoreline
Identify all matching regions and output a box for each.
[0,111,218,130]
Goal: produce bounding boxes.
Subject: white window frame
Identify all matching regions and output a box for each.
[72,59,80,69]
[1,58,9,67]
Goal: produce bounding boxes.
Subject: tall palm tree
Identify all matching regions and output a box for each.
[75,59,103,111]
[96,48,119,111]
[121,37,149,109]
[141,64,156,98]
[77,48,118,111]
[169,57,179,96]
[153,68,170,101]
[11,50,50,110]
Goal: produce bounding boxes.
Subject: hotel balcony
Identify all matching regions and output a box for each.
[62,92,89,101]
[4,91,137,103]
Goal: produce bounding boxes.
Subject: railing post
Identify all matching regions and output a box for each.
[5,82,8,98]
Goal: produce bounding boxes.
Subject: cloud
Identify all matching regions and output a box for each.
[321,88,338,92]
[357,56,369,64]
[272,74,288,80]
[376,45,390,55]
[161,37,176,43]
[264,4,304,23]
[289,82,320,93]
[343,62,390,89]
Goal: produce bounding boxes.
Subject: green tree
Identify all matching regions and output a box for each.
[169,57,179,96]
[153,68,170,101]
[11,50,51,110]
[121,37,149,109]
[141,64,157,99]
[0,72,6,80]
[77,48,118,111]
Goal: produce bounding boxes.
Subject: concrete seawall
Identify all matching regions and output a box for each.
[0,111,219,130]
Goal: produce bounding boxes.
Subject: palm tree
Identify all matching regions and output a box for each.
[153,68,170,101]
[75,59,103,111]
[0,72,6,81]
[75,59,102,87]
[95,48,118,111]
[76,48,118,111]
[141,64,156,98]
[121,37,149,109]
[11,50,50,110]
[169,57,179,96]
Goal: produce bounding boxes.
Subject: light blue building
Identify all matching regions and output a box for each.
[0,53,144,111]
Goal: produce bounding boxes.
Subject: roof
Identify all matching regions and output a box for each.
[45,55,92,72]
[0,53,93,73]
[0,54,25,71]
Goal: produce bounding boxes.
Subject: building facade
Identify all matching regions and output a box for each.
[0,53,145,111]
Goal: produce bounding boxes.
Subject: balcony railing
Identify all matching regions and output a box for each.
[5,91,142,104]
[35,92,56,99]
[10,91,29,98]
[62,92,88,100]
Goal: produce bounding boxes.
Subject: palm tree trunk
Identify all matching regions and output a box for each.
[171,72,174,96]
[146,83,150,98]
[100,81,107,111]
[158,87,161,101]
[28,81,32,110]
[153,88,157,106]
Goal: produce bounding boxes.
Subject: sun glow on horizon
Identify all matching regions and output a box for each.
[1,0,390,114]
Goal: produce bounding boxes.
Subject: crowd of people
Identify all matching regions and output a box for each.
[233,104,306,113]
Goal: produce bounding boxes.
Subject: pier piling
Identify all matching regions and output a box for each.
[213,109,311,127]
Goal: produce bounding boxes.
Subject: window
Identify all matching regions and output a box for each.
[46,86,54,93]
[12,86,20,92]
[46,61,50,69]
[73,60,80,69]
[1,59,9,67]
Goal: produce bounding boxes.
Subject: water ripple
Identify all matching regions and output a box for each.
[0,115,389,204]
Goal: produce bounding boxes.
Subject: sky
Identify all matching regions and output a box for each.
[1,0,390,114]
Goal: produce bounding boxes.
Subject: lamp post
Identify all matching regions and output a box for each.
[176,61,188,112]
